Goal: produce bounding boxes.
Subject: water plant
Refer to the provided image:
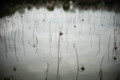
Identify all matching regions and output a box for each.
[99,52,107,80]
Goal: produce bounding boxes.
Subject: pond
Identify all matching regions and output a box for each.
[0,1,120,80]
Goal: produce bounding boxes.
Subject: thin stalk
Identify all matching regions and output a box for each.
[97,34,101,55]
[8,37,11,52]
[73,44,79,80]
[93,17,97,33]
[108,33,112,61]
[17,18,20,42]
[3,33,7,58]
[57,32,63,80]
[105,17,111,31]
[90,32,93,48]
[45,63,50,80]
[49,22,52,55]
[99,52,107,80]
[28,35,38,48]
[21,17,25,56]
[57,35,60,80]
[14,31,19,62]
[89,28,91,35]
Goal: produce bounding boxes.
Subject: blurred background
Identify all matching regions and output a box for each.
[0,0,120,80]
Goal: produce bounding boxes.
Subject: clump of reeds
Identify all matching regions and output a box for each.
[45,63,50,80]
[99,52,107,80]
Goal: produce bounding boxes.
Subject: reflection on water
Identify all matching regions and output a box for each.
[0,2,120,80]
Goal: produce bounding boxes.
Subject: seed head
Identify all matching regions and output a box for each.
[115,46,117,50]
[59,31,63,36]
[81,66,85,71]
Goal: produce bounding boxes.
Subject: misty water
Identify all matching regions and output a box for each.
[0,3,120,80]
